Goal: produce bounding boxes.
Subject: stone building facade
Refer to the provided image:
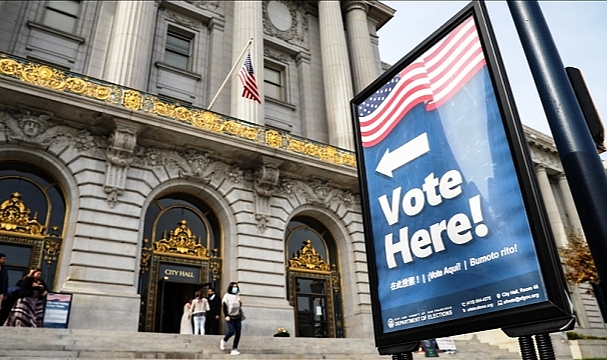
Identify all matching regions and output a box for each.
[0,0,604,340]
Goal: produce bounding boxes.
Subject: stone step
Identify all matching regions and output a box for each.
[0,327,522,360]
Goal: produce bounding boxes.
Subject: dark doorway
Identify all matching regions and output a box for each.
[296,278,328,338]
[156,281,199,333]
[0,243,33,286]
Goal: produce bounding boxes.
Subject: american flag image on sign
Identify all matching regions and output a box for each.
[358,17,486,147]
[238,52,262,104]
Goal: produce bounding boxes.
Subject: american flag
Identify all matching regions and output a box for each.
[358,17,486,147]
[238,52,262,104]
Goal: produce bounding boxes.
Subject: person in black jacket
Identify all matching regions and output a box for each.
[4,267,48,327]
[205,287,221,335]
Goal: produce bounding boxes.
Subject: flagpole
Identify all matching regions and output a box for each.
[207,38,254,111]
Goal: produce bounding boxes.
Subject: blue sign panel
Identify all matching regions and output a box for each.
[354,11,556,339]
[43,292,73,328]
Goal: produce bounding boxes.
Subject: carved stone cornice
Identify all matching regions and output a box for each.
[184,0,220,12]
[264,47,291,63]
[298,179,354,209]
[1,109,103,152]
[165,9,203,30]
[134,145,245,186]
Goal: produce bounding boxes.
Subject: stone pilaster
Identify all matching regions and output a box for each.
[318,1,355,151]
[206,18,227,113]
[296,51,315,139]
[535,165,567,248]
[344,1,378,93]
[556,174,584,235]
[103,1,157,90]
[230,1,264,124]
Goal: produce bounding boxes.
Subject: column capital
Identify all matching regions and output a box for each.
[208,17,225,32]
[343,1,368,14]
[295,51,311,65]
[534,163,547,172]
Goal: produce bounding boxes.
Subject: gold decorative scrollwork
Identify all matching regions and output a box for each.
[140,251,152,273]
[209,260,221,282]
[0,192,46,237]
[123,90,143,111]
[266,130,282,148]
[43,240,61,265]
[342,154,356,167]
[153,220,209,258]
[0,57,111,101]
[0,53,359,169]
[0,58,21,75]
[289,240,330,272]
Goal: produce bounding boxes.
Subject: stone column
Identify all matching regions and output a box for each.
[318,1,355,151]
[344,1,378,93]
[230,1,264,124]
[535,165,567,248]
[556,174,584,235]
[104,1,157,90]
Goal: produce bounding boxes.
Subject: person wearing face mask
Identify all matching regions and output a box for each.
[219,282,244,356]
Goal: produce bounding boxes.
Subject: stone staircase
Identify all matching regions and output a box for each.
[0,327,525,359]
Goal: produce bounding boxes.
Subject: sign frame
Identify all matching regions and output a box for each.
[42,292,73,329]
[351,1,572,353]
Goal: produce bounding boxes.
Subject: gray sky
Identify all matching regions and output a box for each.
[377,1,606,157]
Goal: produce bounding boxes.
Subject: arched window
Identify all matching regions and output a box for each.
[138,193,222,333]
[285,216,344,338]
[0,161,66,289]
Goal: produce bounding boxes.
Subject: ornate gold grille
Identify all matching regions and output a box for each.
[288,239,330,273]
[0,192,46,237]
[153,220,209,259]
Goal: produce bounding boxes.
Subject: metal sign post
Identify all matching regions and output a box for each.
[508,0,607,308]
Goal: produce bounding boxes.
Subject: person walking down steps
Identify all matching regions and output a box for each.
[220,282,245,356]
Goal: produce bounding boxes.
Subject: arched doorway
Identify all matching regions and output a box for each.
[138,193,222,333]
[285,216,344,338]
[0,161,66,290]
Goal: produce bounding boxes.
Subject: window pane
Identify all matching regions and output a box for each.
[166,33,191,55]
[42,10,77,33]
[47,0,80,16]
[264,67,281,84]
[265,83,282,100]
[156,207,207,242]
[164,50,189,70]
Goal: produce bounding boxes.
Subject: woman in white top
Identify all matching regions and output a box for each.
[192,290,210,335]
[179,296,193,334]
[219,282,244,356]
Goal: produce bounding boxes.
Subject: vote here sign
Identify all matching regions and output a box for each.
[351,2,571,347]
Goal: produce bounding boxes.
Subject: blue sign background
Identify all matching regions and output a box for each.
[361,66,548,333]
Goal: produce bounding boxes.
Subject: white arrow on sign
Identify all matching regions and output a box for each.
[375,133,430,178]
